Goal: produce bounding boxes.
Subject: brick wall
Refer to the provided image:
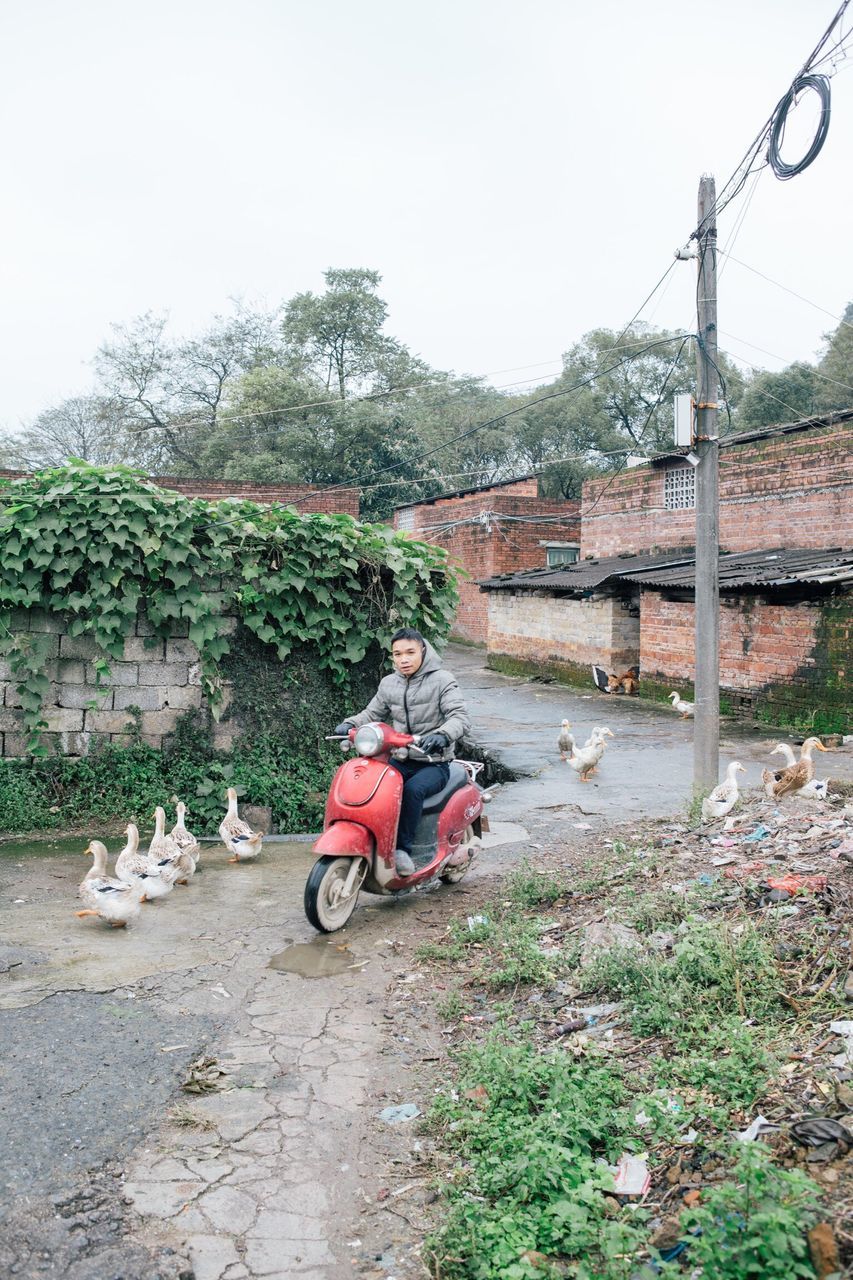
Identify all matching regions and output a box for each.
[639,589,852,727]
[487,591,639,674]
[0,469,359,516]
[396,486,580,644]
[580,421,853,558]
[0,608,238,758]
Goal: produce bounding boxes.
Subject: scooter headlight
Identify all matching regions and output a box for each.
[353,724,385,757]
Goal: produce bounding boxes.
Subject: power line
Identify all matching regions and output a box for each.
[719,330,853,398]
[717,250,853,331]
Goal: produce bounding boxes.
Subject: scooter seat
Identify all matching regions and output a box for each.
[420,761,469,814]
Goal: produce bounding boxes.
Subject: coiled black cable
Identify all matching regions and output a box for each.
[768,73,832,179]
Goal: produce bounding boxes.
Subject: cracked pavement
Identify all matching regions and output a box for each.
[1,827,520,1280]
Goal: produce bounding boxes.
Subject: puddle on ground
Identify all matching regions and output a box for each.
[268,939,361,978]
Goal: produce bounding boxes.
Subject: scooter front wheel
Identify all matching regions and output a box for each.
[304,856,366,933]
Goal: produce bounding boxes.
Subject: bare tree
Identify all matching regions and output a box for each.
[1,395,157,471]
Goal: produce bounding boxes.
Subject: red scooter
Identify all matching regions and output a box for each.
[304,722,486,932]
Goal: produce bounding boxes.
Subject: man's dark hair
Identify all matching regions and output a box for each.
[391,627,425,645]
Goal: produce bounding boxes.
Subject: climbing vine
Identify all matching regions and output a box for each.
[0,462,457,752]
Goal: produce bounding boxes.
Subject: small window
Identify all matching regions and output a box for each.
[545,544,580,567]
[396,507,415,531]
[664,466,695,510]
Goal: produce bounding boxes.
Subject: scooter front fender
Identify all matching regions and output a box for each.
[312,821,374,860]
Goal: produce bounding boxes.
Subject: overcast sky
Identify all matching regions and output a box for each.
[2,0,852,431]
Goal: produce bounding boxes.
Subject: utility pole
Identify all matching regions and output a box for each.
[693,174,720,794]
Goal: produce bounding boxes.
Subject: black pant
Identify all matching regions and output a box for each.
[388,759,450,852]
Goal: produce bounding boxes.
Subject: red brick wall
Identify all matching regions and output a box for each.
[639,592,823,689]
[396,489,580,643]
[0,468,358,515]
[581,422,853,558]
[639,589,851,726]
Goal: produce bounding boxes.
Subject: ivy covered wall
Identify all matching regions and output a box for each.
[0,464,457,834]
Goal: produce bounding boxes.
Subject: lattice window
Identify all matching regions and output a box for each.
[396,507,415,531]
[664,466,695,510]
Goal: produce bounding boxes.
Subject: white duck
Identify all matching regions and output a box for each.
[558,719,575,761]
[569,727,613,782]
[149,805,195,884]
[77,841,144,927]
[668,691,694,720]
[219,787,263,862]
[115,823,173,900]
[701,761,746,821]
[170,798,201,868]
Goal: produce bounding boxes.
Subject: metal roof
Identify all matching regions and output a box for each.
[625,547,853,591]
[479,549,694,593]
[481,546,853,595]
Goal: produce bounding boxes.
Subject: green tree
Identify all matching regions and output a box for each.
[735,362,819,431]
[814,300,853,413]
[282,268,407,400]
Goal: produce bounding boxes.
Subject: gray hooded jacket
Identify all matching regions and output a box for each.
[345,641,470,761]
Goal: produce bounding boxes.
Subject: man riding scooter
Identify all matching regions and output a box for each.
[334,628,470,878]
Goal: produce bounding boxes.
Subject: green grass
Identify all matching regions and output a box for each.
[421,857,822,1280]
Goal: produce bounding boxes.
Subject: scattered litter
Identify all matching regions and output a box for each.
[736,1114,778,1142]
[611,1154,651,1196]
[764,873,828,895]
[210,984,232,999]
[829,1019,853,1065]
[467,915,489,931]
[677,1127,699,1146]
[580,922,641,966]
[159,1043,190,1053]
[790,1117,852,1159]
[741,824,773,843]
[723,861,767,880]
[378,1103,421,1124]
[573,822,593,830]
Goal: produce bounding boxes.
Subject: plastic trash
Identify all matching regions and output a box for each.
[378,1103,421,1124]
[611,1153,651,1196]
[723,860,767,880]
[765,873,828,895]
[466,915,489,931]
[736,1114,778,1142]
[741,824,773,843]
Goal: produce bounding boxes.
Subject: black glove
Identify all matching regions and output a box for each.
[419,732,449,755]
[333,721,354,737]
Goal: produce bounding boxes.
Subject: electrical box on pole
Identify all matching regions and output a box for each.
[673,394,693,447]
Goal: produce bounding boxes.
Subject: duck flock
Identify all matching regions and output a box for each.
[76,787,264,928]
[557,712,833,824]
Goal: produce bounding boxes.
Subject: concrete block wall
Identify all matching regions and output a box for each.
[0,608,237,758]
[486,591,639,673]
[580,421,853,559]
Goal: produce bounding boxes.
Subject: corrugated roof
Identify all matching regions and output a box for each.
[479,549,694,592]
[625,547,853,590]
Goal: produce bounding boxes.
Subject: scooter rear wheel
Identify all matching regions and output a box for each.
[304,856,365,932]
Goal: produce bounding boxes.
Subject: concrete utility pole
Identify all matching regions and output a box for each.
[693,174,720,793]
